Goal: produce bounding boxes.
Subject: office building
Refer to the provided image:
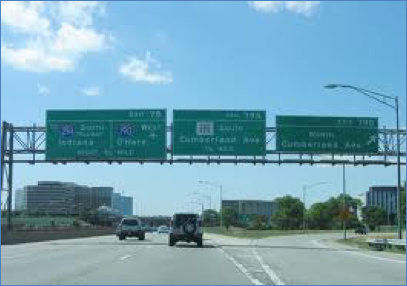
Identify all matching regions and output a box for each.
[15,188,26,211]
[91,187,113,209]
[16,181,75,214]
[121,196,133,216]
[16,181,116,214]
[112,193,134,216]
[112,193,123,213]
[366,186,398,218]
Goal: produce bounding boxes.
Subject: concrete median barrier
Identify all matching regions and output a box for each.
[1,227,115,245]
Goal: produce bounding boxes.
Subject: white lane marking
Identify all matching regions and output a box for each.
[313,239,406,264]
[1,255,28,259]
[235,254,258,258]
[119,254,132,261]
[213,238,285,285]
[251,242,285,285]
[312,239,329,249]
[217,247,263,285]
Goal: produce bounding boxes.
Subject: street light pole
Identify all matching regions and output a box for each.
[395,96,402,239]
[303,186,306,232]
[302,182,327,233]
[325,84,403,239]
[199,181,223,228]
[220,185,223,228]
[343,164,347,240]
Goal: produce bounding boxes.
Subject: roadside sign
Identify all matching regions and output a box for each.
[239,214,251,222]
[46,110,167,160]
[173,110,266,156]
[276,116,379,154]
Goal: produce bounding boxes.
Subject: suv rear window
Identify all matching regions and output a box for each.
[174,214,198,227]
[122,219,138,226]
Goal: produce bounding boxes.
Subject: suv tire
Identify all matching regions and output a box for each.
[169,236,176,246]
[139,233,145,240]
[197,239,203,248]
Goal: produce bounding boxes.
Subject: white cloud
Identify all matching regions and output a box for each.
[119,52,173,85]
[54,1,104,27]
[1,1,109,72]
[38,84,50,96]
[1,1,50,36]
[52,23,106,54]
[1,41,74,72]
[82,86,101,96]
[248,1,320,16]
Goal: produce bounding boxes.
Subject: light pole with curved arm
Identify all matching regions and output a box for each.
[325,84,403,239]
[199,181,223,227]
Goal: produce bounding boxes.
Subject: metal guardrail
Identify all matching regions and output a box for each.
[367,238,406,251]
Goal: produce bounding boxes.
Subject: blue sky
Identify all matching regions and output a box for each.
[1,1,406,215]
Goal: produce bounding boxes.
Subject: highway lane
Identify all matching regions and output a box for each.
[208,233,406,285]
[1,232,406,285]
[1,233,253,285]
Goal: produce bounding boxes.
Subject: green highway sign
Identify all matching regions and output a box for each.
[46,110,167,160]
[173,110,266,156]
[276,116,379,154]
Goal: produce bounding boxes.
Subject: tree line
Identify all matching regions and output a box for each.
[203,184,406,231]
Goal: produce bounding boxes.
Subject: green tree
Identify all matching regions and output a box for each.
[248,215,267,230]
[221,207,238,230]
[362,206,387,231]
[308,194,361,230]
[202,209,219,227]
[273,196,304,230]
[308,202,332,229]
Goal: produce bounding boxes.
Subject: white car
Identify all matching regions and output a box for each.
[157,225,169,234]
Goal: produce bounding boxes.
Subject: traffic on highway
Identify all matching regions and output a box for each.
[1,1,406,285]
[2,230,406,285]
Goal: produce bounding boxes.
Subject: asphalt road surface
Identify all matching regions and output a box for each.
[1,232,406,285]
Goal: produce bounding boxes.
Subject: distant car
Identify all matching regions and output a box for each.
[144,226,154,233]
[157,225,169,233]
[169,213,203,247]
[116,217,145,241]
[355,226,367,235]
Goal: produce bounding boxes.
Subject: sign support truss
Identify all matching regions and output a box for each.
[1,122,405,165]
[1,121,406,229]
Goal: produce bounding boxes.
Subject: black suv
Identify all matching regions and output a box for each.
[355,226,367,235]
[169,213,203,247]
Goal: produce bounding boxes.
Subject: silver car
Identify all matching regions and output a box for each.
[116,217,145,241]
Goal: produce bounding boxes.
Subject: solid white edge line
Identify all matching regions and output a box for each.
[313,239,406,264]
[251,240,285,285]
[217,247,263,285]
[119,254,132,261]
[1,255,28,259]
[210,239,263,285]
